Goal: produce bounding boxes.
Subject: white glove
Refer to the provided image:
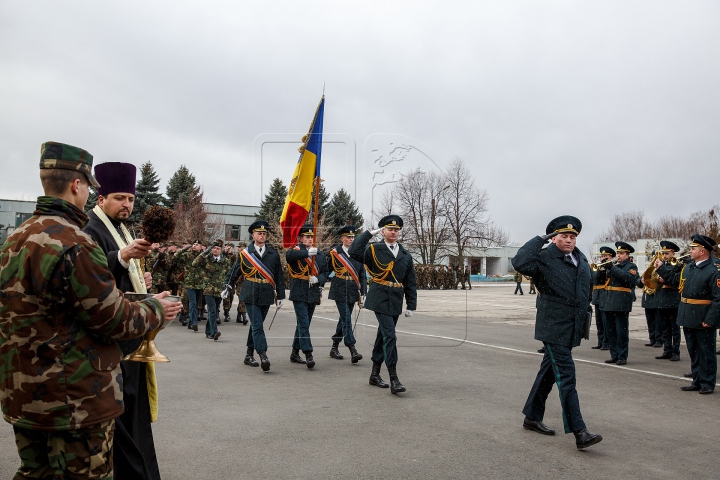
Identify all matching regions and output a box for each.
[307,247,318,256]
[276,299,283,308]
[405,309,414,317]
[220,284,232,299]
[361,295,366,304]
[309,275,318,285]
[370,228,382,235]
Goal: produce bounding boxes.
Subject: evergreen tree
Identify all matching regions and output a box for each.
[306,182,330,224]
[257,178,287,224]
[129,162,166,223]
[84,186,98,213]
[165,165,198,208]
[325,188,364,233]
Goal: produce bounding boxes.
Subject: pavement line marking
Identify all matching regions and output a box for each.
[313,315,690,383]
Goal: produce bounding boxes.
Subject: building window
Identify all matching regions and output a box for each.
[15,213,33,228]
[231,225,240,240]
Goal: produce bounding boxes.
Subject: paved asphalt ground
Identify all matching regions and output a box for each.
[2,284,718,479]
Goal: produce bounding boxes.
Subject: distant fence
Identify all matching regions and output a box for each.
[470,275,514,283]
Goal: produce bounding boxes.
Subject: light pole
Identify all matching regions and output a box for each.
[429,184,450,265]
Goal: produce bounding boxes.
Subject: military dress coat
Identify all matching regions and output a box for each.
[600,260,638,312]
[286,244,329,304]
[227,244,285,306]
[511,236,591,348]
[657,257,720,328]
[348,231,417,316]
[328,245,367,303]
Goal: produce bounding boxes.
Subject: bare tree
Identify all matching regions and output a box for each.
[594,211,654,242]
[171,188,224,243]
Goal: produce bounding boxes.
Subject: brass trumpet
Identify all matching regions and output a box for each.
[669,253,690,266]
[590,259,616,271]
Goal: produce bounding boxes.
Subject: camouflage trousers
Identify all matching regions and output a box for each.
[13,420,115,479]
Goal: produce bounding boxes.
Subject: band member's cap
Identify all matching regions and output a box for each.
[379,215,403,229]
[298,224,314,236]
[338,225,357,237]
[660,240,680,252]
[599,246,616,257]
[39,141,101,188]
[689,233,716,250]
[94,162,137,197]
[615,241,635,254]
[248,220,270,234]
[545,215,581,235]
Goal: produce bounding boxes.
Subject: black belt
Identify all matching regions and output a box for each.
[539,293,587,308]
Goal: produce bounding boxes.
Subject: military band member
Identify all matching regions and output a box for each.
[225,221,285,371]
[656,234,720,394]
[638,251,662,348]
[193,240,232,340]
[591,246,614,350]
[512,215,602,450]
[286,224,329,368]
[349,215,417,394]
[600,241,639,365]
[653,241,682,361]
[328,225,366,363]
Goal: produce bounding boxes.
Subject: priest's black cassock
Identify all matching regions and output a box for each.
[83,162,161,480]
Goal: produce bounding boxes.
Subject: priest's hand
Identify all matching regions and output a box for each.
[120,239,152,263]
[144,272,152,289]
[153,291,182,322]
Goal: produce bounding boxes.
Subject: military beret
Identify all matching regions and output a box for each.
[94,162,136,197]
[249,220,270,234]
[545,215,582,236]
[298,224,315,236]
[379,215,403,229]
[338,225,357,237]
[599,246,616,257]
[660,240,680,252]
[615,241,635,254]
[690,233,716,251]
[212,240,223,247]
[40,141,101,188]
[225,242,234,247]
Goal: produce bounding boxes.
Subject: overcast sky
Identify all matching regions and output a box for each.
[2,1,719,249]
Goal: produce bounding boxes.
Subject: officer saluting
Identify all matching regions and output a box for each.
[225,220,285,372]
[512,215,602,450]
[286,224,329,368]
[601,241,639,365]
[348,215,417,394]
[656,234,720,394]
[328,225,366,363]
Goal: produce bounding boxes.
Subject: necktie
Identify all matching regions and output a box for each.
[565,254,574,266]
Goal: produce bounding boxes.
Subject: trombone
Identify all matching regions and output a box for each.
[590,258,616,271]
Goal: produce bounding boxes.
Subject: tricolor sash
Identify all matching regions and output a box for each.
[331,249,361,290]
[241,248,276,289]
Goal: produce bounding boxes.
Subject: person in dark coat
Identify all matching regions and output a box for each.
[600,242,639,365]
[349,215,417,394]
[656,234,720,394]
[285,224,329,368]
[224,220,285,372]
[591,246,614,350]
[653,241,682,361]
[82,162,162,480]
[637,250,662,348]
[328,225,367,363]
[511,215,602,450]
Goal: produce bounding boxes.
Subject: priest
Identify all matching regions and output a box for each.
[83,161,162,480]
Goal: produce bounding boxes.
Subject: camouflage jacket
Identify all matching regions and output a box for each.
[0,197,168,431]
[150,252,170,286]
[193,253,233,296]
[177,249,204,289]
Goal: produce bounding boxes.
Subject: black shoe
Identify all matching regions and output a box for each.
[305,352,315,369]
[617,359,626,365]
[591,345,602,349]
[653,342,663,348]
[223,312,230,322]
[644,342,655,347]
[206,335,213,339]
[216,321,221,326]
[242,313,249,325]
[192,324,198,332]
[236,314,242,323]
[681,384,701,391]
[670,354,680,361]
[655,353,672,359]
[349,344,363,364]
[523,417,555,436]
[574,429,603,449]
[388,366,405,394]
[537,347,546,354]
[369,362,389,388]
[699,387,713,395]
[244,355,259,367]
[330,343,344,360]
[213,331,221,341]
[187,323,192,329]
[600,345,609,350]
[684,372,693,378]
[258,351,270,372]
[605,358,617,364]
[290,349,306,364]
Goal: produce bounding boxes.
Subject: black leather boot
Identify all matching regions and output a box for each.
[388,366,406,394]
[349,344,363,363]
[305,352,315,369]
[236,313,242,323]
[574,429,603,449]
[244,348,259,367]
[258,351,270,371]
[242,313,249,325]
[223,310,230,322]
[290,348,306,364]
[330,342,344,360]
[369,362,389,388]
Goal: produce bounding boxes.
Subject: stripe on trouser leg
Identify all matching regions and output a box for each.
[545,344,571,434]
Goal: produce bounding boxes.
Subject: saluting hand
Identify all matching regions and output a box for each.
[370,228,382,236]
[541,232,559,242]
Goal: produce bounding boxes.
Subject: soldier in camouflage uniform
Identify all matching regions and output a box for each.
[166,242,181,295]
[0,142,180,480]
[221,243,237,321]
[193,240,233,340]
[177,241,205,332]
[150,243,170,294]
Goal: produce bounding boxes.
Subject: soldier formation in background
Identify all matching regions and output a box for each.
[415,264,471,290]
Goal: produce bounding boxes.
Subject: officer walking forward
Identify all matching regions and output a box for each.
[224,221,285,372]
[511,215,602,449]
[656,234,720,394]
[348,215,417,394]
[328,226,366,363]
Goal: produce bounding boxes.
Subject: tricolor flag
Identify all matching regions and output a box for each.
[280,97,325,248]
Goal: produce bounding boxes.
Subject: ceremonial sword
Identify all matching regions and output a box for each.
[268,294,281,330]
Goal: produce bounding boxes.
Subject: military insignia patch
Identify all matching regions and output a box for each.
[717,279,720,288]
[630,269,637,275]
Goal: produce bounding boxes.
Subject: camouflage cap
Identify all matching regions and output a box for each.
[40,141,101,188]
